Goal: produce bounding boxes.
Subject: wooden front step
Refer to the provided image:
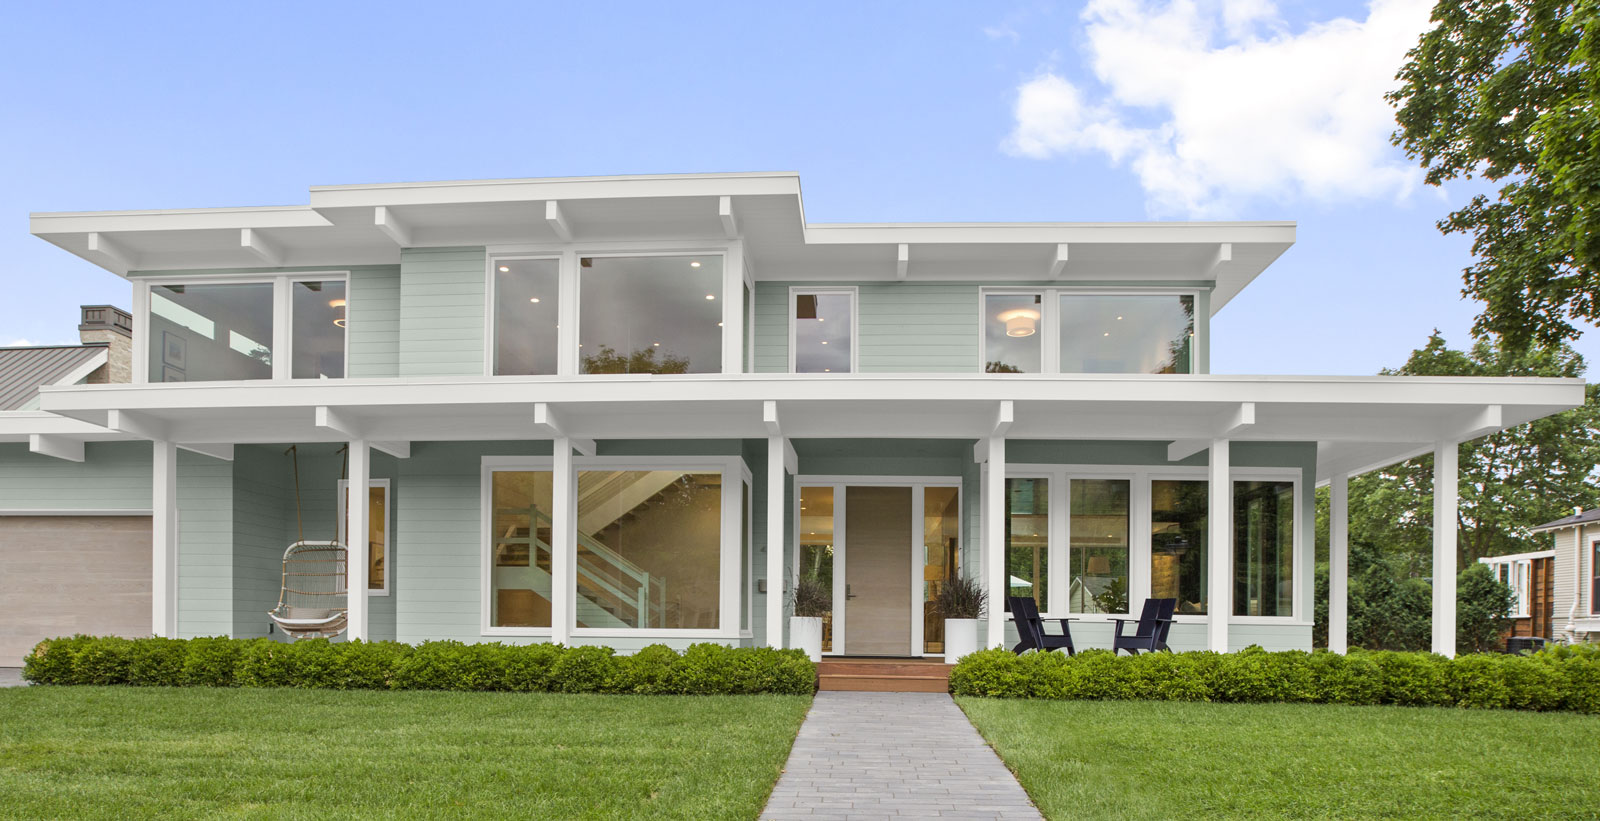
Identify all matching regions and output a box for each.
[817,658,954,693]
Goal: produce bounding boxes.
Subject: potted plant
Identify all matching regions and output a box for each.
[935,575,987,662]
[788,576,831,662]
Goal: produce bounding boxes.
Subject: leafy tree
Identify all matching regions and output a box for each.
[1457,563,1515,652]
[1391,0,1600,347]
[581,345,690,375]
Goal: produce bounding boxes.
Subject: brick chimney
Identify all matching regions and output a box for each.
[78,305,133,384]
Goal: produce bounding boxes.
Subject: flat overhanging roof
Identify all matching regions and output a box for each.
[20,373,1581,483]
[29,172,1293,314]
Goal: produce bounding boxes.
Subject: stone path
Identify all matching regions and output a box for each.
[762,691,1043,820]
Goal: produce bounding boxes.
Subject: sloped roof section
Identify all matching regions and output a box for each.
[1529,508,1600,534]
[0,344,107,410]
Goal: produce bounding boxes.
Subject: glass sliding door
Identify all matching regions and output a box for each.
[1069,478,1130,615]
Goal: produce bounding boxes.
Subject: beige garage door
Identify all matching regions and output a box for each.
[0,516,151,666]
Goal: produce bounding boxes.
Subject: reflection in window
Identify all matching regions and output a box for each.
[1005,478,1048,611]
[741,481,751,632]
[580,256,722,374]
[793,291,853,373]
[292,280,346,379]
[576,470,722,629]
[985,293,1042,373]
[1060,294,1194,373]
[489,471,554,628]
[340,481,389,592]
[494,258,560,375]
[1234,480,1294,617]
[922,486,960,654]
[148,283,274,382]
[799,486,835,652]
[1151,480,1207,614]
[1070,478,1130,614]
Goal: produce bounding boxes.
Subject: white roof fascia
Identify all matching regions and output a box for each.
[1477,550,1556,563]
[30,205,331,235]
[803,221,1295,245]
[307,171,803,209]
[52,350,108,387]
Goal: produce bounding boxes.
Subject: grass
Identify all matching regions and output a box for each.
[0,687,811,820]
[958,698,1600,821]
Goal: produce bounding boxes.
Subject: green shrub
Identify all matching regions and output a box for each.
[549,645,620,693]
[1558,651,1600,714]
[612,644,678,694]
[1126,651,1216,702]
[948,648,1027,697]
[73,637,135,685]
[503,643,565,692]
[1501,654,1566,711]
[1371,650,1451,707]
[182,637,246,687]
[391,641,498,691]
[1446,653,1511,709]
[1307,650,1382,705]
[22,635,93,685]
[1211,648,1314,703]
[126,637,188,687]
[338,641,408,690]
[735,647,816,696]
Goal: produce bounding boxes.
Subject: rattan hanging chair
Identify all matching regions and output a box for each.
[267,445,350,639]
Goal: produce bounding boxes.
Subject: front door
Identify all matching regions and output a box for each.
[843,486,913,655]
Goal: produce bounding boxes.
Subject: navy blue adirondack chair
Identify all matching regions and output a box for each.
[1008,595,1076,655]
[1111,597,1176,655]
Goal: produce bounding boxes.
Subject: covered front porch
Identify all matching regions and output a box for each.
[27,372,1583,656]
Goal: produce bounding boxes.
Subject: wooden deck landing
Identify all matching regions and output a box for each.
[816,657,955,693]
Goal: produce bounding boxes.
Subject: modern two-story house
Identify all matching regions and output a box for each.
[0,172,1584,666]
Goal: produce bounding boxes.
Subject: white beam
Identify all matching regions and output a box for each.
[551,437,576,645]
[373,206,413,247]
[346,439,370,642]
[239,228,284,266]
[1168,403,1254,461]
[1049,243,1069,278]
[783,438,799,475]
[762,400,782,436]
[108,409,170,441]
[545,200,573,241]
[1205,242,1233,279]
[86,232,136,273]
[1207,438,1231,652]
[28,434,84,462]
[896,243,909,280]
[1329,472,1349,654]
[179,443,234,461]
[765,433,787,648]
[315,405,360,438]
[532,402,595,455]
[983,436,1007,649]
[1432,441,1458,656]
[152,439,178,638]
[372,441,410,459]
[973,400,1015,462]
[718,195,739,239]
[1455,404,1503,441]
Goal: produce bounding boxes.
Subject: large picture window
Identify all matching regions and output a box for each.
[1070,478,1130,615]
[575,469,722,629]
[492,257,560,375]
[488,470,555,628]
[1151,480,1207,614]
[148,282,275,382]
[1234,480,1294,617]
[791,289,855,373]
[1004,477,1049,610]
[1060,293,1194,374]
[984,292,1043,373]
[338,479,391,594]
[579,255,723,374]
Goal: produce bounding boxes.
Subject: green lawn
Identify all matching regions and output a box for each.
[959,698,1600,821]
[0,687,811,820]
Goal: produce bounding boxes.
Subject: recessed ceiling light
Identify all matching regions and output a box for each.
[1103,332,1110,336]
[690,261,701,268]
[498,266,510,273]
[328,298,346,309]
[705,294,716,300]
[821,340,828,344]
[824,368,831,372]
[529,297,540,303]
[333,318,347,328]
[653,342,661,346]
[818,317,825,322]
[1116,315,1123,320]
[717,322,724,327]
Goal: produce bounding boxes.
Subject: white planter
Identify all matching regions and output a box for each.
[943,618,980,662]
[790,616,824,662]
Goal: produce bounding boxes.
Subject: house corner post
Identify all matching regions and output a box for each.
[1432,442,1458,657]
[552,437,576,646]
[983,436,1006,650]
[151,439,179,638]
[765,434,786,648]
[1207,439,1231,653]
[346,439,370,642]
[1329,472,1349,654]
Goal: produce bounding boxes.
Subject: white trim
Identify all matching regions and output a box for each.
[0,508,154,516]
[1478,550,1556,563]
[1591,538,1599,618]
[978,286,1205,375]
[787,286,859,374]
[53,350,110,387]
[337,477,392,596]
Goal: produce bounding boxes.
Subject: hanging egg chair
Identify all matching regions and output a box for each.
[267,444,350,639]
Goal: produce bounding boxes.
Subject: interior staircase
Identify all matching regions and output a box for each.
[816,657,955,693]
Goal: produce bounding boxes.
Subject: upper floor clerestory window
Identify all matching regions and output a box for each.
[982,289,1196,375]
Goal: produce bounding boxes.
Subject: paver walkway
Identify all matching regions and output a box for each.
[762,691,1043,820]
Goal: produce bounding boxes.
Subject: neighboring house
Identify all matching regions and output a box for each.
[1524,508,1600,643]
[1478,549,1556,641]
[0,172,1584,666]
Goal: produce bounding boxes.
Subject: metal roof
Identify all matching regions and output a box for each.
[1529,508,1600,533]
[0,344,107,410]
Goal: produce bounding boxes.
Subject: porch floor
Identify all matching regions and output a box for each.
[817,657,954,693]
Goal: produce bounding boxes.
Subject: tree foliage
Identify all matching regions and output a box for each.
[580,345,690,375]
[1391,0,1600,347]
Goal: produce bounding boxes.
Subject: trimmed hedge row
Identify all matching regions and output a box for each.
[22,636,816,695]
[949,645,1600,712]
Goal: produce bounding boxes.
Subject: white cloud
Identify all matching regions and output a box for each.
[1003,0,1434,217]
[5,338,37,347]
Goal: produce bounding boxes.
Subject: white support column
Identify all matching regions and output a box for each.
[984,436,1006,650]
[1432,441,1458,656]
[151,440,179,638]
[1207,439,1231,653]
[552,437,576,645]
[1329,472,1350,654]
[346,440,370,642]
[765,434,787,647]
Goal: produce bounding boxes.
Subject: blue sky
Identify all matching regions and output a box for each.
[2,0,1586,375]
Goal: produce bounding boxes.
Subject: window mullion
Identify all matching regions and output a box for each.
[557,250,579,376]
[272,277,292,380]
[1042,289,1061,374]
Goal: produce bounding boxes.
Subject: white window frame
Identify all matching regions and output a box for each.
[741,476,754,639]
[791,476,963,658]
[480,454,749,639]
[481,241,744,377]
[995,464,1304,627]
[336,478,391,597]
[1591,539,1599,616]
[977,286,1205,375]
[787,286,859,373]
[132,271,351,384]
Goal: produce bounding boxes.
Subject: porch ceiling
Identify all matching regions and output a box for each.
[22,374,1582,482]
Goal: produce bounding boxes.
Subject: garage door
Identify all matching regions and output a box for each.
[0,516,151,666]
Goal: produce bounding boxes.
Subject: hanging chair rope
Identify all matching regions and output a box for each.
[286,445,305,546]
[270,443,351,640]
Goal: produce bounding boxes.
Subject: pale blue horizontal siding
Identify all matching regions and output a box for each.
[0,441,151,510]
[398,248,487,377]
[348,266,401,378]
[177,450,234,638]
